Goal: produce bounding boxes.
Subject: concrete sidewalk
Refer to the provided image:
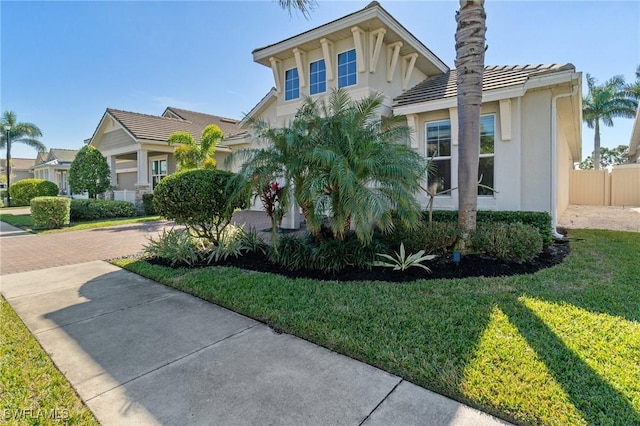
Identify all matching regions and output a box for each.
[0,220,32,238]
[2,261,510,426]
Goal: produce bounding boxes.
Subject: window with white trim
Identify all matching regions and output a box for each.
[337,49,357,88]
[151,158,167,189]
[284,68,300,101]
[309,59,326,95]
[425,120,452,195]
[478,115,495,196]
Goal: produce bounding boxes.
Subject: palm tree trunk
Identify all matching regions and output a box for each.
[593,120,601,170]
[455,0,486,250]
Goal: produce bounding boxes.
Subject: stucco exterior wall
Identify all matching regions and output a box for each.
[520,89,552,213]
[116,172,136,190]
[556,116,572,218]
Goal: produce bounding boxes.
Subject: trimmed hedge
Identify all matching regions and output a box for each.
[70,199,136,221]
[423,210,553,248]
[471,222,543,263]
[387,220,459,255]
[142,193,156,216]
[9,179,59,206]
[31,197,70,229]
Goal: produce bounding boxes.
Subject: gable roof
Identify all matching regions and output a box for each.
[0,158,35,171]
[49,148,79,163]
[240,87,278,126]
[252,1,448,77]
[394,64,576,108]
[162,107,245,137]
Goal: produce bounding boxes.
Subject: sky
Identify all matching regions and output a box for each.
[1,0,639,160]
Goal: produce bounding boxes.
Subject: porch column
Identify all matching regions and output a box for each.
[47,167,55,183]
[107,155,117,188]
[136,149,149,186]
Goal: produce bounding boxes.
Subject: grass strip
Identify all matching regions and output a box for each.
[0,213,161,234]
[114,229,640,425]
[0,296,98,425]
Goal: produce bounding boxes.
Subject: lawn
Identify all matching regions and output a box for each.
[0,296,98,425]
[0,212,162,234]
[113,229,640,426]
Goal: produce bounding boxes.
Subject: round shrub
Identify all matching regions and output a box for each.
[9,179,58,206]
[153,169,248,242]
[31,196,70,229]
[70,199,136,221]
[471,222,543,263]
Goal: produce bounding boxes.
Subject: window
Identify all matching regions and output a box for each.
[425,120,452,195]
[151,158,167,189]
[284,68,300,101]
[478,115,495,196]
[309,59,326,95]
[337,49,357,88]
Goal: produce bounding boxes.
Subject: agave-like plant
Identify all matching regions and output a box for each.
[373,243,436,272]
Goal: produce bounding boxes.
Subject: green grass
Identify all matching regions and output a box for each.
[113,229,640,425]
[0,212,162,234]
[0,296,99,425]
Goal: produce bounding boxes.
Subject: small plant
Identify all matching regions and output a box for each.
[269,234,314,270]
[471,222,543,263]
[374,243,436,272]
[142,193,156,216]
[143,228,201,266]
[30,196,70,229]
[206,225,247,263]
[237,226,267,254]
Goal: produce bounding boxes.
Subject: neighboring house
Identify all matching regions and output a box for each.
[0,158,35,187]
[31,148,79,195]
[239,1,582,232]
[627,107,639,163]
[88,106,249,208]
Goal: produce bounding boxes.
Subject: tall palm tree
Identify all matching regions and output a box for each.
[297,89,423,243]
[454,0,487,249]
[0,111,46,207]
[583,74,638,170]
[278,0,316,19]
[167,124,223,170]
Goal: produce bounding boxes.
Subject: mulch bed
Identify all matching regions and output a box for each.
[147,239,571,283]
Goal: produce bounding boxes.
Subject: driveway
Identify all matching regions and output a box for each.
[559,205,640,232]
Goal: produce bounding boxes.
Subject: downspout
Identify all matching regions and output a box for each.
[551,83,578,239]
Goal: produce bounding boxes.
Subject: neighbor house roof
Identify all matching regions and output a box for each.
[252,1,448,77]
[0,158,35,171]
[48,149,78,164]
[105,108,245,144]
[394,64,576,108]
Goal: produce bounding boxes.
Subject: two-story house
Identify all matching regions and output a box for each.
[240,1,582,234]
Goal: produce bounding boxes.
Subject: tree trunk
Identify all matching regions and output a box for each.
[593,120,601,170]
[455,0,486,251]
[5,140,11,207]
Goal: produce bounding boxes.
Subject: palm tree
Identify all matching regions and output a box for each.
[167,124,223,170]
[278,0,316,19]
[454,0,487,249]
[0,111,46,207]
[583,74,638,170]
[297,89,423,243]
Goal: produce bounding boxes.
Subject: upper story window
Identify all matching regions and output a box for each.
[425,120,452,195]
[285,68,300,101]
[309,59,326,95]
[478,114,495,196]
[337,49,357,88]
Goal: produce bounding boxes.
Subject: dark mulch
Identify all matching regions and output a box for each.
[147,240,571,283]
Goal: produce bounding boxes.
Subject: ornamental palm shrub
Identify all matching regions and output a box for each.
[9,178,58,206]
[296,89,424,244]
[30,196,70,229]
[153,169,247,243]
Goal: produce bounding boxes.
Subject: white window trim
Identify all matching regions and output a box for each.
[309,59,327,96]
[337,48,357,88]
[425,119,452,198]
[284,67,300,102]
[149,155,168,189]
[479,114,496,198]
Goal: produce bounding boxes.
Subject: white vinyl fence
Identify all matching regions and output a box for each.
[113,189,136,205]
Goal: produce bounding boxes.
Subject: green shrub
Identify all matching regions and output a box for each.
[269,234,314,270]
[153,169,247,243]
[70,199,136,221]
[143,228,202,266]
[30,196,70,229]
[471,222,543,263]
[388,220,458,255]
[9,179,58,206]
[423,210,553,248]
[142,193,156,216]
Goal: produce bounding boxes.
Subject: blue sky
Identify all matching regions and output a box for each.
[1,1,639,160]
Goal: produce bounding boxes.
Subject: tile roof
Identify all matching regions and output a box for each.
[0,158,35,170]
[49,148,79,163]
[393,64,575,107]
[107,108,245,144]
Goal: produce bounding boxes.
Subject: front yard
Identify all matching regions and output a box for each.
[114,229,640,425]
